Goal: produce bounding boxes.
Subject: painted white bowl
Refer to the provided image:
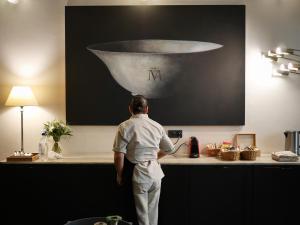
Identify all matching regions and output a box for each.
[87,40,222,98]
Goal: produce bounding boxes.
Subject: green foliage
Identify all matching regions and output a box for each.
[43,119,72,142]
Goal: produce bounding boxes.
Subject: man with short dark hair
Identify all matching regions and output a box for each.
[113,95,174,225]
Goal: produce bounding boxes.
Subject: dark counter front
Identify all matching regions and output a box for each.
[1,163,299,225]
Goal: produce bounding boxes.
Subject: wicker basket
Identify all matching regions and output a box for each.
[240,150,257,160]
[206,148,221,157]
[255,149,261,157]
[220,150,240,161]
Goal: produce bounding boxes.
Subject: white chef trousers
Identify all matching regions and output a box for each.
[132,178,161,225]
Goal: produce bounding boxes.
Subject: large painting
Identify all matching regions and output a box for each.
[65,5,245,125]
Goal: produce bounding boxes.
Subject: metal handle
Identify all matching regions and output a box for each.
[263,166,281,169]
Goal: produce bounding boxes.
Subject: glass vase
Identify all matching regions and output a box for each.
[50,136,63,159]
[52,141,62,154]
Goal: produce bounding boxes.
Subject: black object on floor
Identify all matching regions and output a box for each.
[64,217,132,225]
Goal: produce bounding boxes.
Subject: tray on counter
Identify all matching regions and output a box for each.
[272,152,299,162]
[6,153,39,162]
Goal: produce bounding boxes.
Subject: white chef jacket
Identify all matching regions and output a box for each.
[113,113,175,183]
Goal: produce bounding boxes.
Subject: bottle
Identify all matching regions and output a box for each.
[38,131,49,161]
[189,136,199,158]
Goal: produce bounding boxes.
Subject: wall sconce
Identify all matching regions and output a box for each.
[262,47,300,76]
[262,52,278,62]
[288,62,300,72]
[5,86,38,155]
[274,63,300,76]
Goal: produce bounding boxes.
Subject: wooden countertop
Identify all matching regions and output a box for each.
[1,153,300,165]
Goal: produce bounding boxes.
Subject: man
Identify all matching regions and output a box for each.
[113,95,175,225]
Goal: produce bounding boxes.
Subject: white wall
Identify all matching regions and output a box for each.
[0,0,300,160]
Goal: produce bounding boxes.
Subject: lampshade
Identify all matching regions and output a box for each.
[5,86,38,106]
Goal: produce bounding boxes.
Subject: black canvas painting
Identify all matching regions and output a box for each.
[65,5,245,125]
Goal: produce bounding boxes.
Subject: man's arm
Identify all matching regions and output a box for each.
[158,129,175,159]
[114,152,125,185]
[112,125,128,185]
[158,150,167,159]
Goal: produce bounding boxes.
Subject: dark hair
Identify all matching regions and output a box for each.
[130,95,148,114]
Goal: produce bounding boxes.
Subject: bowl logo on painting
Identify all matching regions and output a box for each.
[148,67,162,81]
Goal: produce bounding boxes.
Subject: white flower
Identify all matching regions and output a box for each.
[49,126,54,132]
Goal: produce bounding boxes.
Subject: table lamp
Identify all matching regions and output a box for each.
[5,86,38,154]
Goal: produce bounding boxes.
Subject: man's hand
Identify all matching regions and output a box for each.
[116,174,123,186]
[114,152,125,186]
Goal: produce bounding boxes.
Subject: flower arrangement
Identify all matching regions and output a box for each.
[43,119,72,153]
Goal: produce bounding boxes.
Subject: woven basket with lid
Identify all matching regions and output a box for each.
[206,148,221,157]
[220,150,240,161]
[240,150,257,160]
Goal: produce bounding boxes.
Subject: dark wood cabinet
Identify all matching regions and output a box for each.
[159,165,189,225]
[188,165,251,225]
[0,163,299,225]
[0,164,119,225]
[252,165,300,225]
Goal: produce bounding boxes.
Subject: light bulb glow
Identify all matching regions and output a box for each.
[288,62,294,70]
[275,47,289,56]
[7,0,19,4]
[276,47,282,55]
[279,64,289,71]
[288,63,300,72]
[268,50,282,58]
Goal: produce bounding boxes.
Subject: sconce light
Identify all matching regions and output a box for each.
[276,47,300,56]
[288,62,300,73]
[5,86,38,154]
[262,52,278,62]
[262,46,300,76]
[274,63,300,76]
